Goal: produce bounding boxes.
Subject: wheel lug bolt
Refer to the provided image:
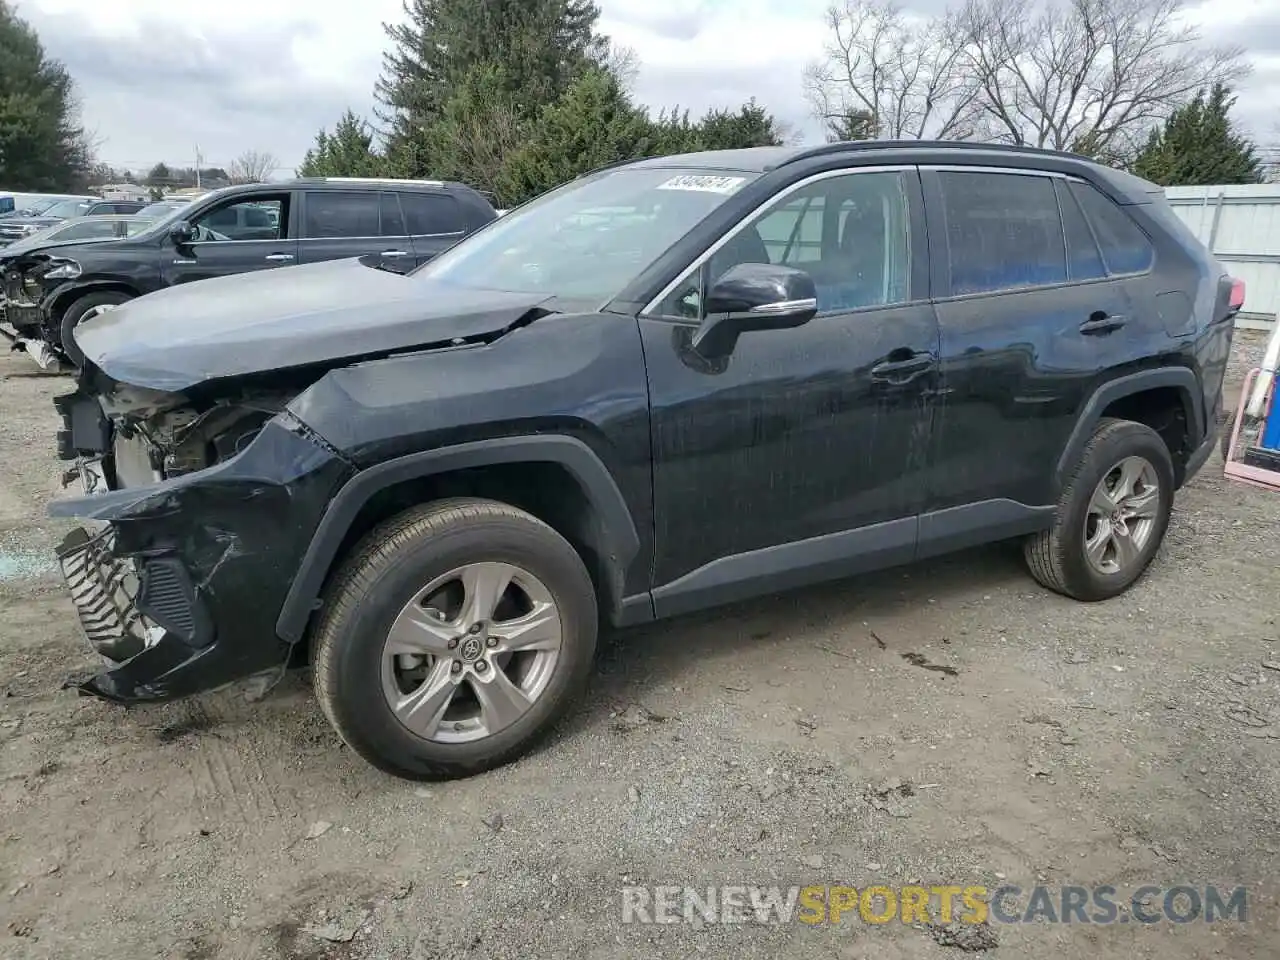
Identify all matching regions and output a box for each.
[451,661,462,674]
[469,622,484,634]
[447,638,458,649]
[486,636,498,648]
[475,660,488,673]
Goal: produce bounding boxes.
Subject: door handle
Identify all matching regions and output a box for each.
[380,250,410,258]
[264,253,295,263]
[870,351,933,382]
[1079,312,1127,335]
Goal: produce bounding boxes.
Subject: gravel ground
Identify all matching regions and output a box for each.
[0,331,1277,960]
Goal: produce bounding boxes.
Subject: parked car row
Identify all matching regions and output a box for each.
[39,147,1239,782]
[0,197,149,246]
[1,176,497,368]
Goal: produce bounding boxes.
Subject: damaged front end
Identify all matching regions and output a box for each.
[51,367,356,703]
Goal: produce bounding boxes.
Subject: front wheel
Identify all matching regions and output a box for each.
[59,291,134,367]
[311,498,598,780]
[1025,418,1175,601]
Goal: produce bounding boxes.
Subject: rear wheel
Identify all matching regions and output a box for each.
[1025,418,1174,601]
[311,498,597,780]
[59,290,133,367]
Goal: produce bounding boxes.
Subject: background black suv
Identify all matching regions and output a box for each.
[2,177,497,366]
[50,142,1238,781]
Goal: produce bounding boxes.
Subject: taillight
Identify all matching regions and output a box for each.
[1228,277,1246,310]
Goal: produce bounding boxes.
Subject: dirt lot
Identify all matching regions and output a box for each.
[1,333,1277,959]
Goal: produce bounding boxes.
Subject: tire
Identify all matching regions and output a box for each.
[59,291,133,368]
[312,497,597,780]
[1218,409,1234,463]
[1025,418,1175,601]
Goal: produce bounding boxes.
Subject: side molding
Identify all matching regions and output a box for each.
[1055,368,1202,488]
[275,435,641,644]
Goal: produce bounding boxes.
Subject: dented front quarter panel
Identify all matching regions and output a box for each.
[50,415,355,703]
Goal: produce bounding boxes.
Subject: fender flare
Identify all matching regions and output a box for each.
[275,434,641,644]
[1055,368,1203,488]
[42,280,140,319]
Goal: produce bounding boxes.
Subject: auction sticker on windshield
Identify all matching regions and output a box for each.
[656,175,747,194]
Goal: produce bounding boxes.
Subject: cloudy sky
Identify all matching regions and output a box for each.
[12,0,1280,176]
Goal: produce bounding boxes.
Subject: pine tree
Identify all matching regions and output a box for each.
[696,99,786,150]
[1131,85,1263,186]
[375,0,606,170]
[0,1,91,190]
[298,111,384,177]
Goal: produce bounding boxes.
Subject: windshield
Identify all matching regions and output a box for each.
[22,198,61,215]
[137,201,185,218]
[44,199,94,218]
[415,168,759,300]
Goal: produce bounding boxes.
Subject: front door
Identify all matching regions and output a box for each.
[162,192,298,286]
[641,167,941,616]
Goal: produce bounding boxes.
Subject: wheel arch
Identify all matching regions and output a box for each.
[1056,368,1203,492]
[275,435,644,645]
[46,281,140,322]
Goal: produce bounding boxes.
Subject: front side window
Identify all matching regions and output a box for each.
[303,191,380,239]
[1069,180,1154,275]
[191,196,287,241]
[415,168,759,301]
[655,171,913,319]
[940,172,1066,295]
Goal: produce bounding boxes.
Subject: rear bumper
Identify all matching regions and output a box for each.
[1183,421,1217,485]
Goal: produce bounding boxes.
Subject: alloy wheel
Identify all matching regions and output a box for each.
[1083,455,1161,576]
[380,562,563,744]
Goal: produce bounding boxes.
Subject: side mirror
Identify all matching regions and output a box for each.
[692,262,818,357]
[169,220,195,244]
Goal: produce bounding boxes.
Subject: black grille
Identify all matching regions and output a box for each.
[138,558,196,639]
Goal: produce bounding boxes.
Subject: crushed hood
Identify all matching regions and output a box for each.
[76,257,552,391]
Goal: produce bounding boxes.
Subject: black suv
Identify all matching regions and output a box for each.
[2,177,496,366]
[48,142,1239,781]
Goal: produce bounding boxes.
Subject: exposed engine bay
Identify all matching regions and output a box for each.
[64,377,306,490]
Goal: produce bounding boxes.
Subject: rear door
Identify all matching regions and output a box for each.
[922,168,1132,526]
[296,189,385,267]
[162,191,298,285]
[402,191,468,267]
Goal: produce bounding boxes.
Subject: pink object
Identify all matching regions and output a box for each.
[1223,367,1280,491]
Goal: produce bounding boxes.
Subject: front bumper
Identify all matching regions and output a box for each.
[50,404,356,704]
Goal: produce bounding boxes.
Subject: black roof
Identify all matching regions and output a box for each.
[194,177,481,202]
[621,141,1159,203]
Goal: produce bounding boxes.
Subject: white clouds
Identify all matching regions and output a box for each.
[12,0,1280,175]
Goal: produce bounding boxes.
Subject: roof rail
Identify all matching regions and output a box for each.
[780,139,1087,166]
[294,176,447,186]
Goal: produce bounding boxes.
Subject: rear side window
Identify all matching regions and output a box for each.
[303,191,380,238]
[1069,181,1154,274]
[401,192,465,235]
[380,193,406,236]
[1055,181,1107,281]
[939,172,1066,295]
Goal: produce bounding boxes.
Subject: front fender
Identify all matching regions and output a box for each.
[273,435,644,644]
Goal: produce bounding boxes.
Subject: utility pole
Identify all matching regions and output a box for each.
[195,144,202,189]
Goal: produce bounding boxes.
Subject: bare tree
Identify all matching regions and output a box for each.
[803,0,982,141]
[228,149,279,183]
[600,42,641,94]
[808,0,1248,158]
[956,0,1248,158]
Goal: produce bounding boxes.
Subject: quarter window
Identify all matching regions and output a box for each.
[657,171,913,319]
[1069,180,1154,275]
[303,191,380,238]
[939,172,1066,295]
